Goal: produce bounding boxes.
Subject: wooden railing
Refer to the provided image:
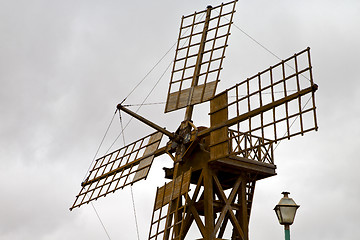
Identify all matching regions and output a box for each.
[228,129,274,164]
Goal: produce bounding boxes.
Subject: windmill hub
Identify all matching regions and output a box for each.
[165,125,211,179]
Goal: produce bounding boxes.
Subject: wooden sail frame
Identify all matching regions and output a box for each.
[165,0,237,113]
[70,131,163,210]
[223,48,318,143]
[149,169,192,240]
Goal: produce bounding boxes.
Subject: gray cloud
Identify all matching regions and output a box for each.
[1,0,359,239]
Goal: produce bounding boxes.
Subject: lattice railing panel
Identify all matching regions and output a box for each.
[70,131,163,210]
[228,129,274,164]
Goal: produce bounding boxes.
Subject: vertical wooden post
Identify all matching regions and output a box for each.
[203,166,215,240]
[238,175,249,240]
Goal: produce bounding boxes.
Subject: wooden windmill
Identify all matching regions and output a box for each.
[70,1,318,239]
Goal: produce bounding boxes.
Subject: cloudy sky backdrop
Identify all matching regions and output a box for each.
[1,0,360,239]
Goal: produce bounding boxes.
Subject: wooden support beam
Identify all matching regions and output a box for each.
[203,166,215,239]
[117,104,175,139]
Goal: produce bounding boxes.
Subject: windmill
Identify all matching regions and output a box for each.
[70,1,318,239]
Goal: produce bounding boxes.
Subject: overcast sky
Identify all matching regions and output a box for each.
[1,0,360,239]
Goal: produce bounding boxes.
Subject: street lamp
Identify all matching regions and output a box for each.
[274,192,300,240]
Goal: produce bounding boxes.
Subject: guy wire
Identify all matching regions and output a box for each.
[91,202,112,240]
[120,41,177,105]
[118,111,141,240]
[273,95,313,151]
[218,9,312,83]
[81,110,118,240]
[82,109,118,183]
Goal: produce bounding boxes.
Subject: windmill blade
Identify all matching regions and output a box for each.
[165,0,237,114]
[206,48,318,162]
[70,131,163,210]
[148,169,192,240]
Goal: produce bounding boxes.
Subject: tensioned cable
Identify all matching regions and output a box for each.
[90,202,112,240]
[273,95,313,151]
[80,110,118,240]
[98,12,205,238]
[119,42,177,105]
[232,23,282,62]
[216,9,311,83]
[123,9,312,108]
[81,11,204,239]
[107,12,206,153]
[120,11,206,105]
[215,9,316,152]
[104,42,178,153]
[232,22,311,82]
[214,8,283,62]
[118,111,141,240]
[82,109,118,182]
[118,110,126,148]
[105,57,174,154]
[130,186,141,240]
[122,101,166,107]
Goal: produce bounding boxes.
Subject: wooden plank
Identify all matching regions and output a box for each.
[166,88,190,112]
[211,156,276,179]
[151,169,192,240]
[165,81,217,112]
[131,155,155,182]
[210,91,229,160]
[133,132,163,182]
[154,185,165,211]
[191,81,217,105]
[154,181,172,210]
[154,169,191,210]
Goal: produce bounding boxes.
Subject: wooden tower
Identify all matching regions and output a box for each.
[70,1,318,239]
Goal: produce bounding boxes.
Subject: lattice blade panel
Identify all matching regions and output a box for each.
[70,131,163,210]
[148,169,192,240]
[165,0,237,113]
[223,48,318,142]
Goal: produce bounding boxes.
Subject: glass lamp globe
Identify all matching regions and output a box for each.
[274,192,300,225]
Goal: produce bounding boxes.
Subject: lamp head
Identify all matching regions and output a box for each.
[274,192,300,225]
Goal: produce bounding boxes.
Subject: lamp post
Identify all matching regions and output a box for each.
[274,192,300,240]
